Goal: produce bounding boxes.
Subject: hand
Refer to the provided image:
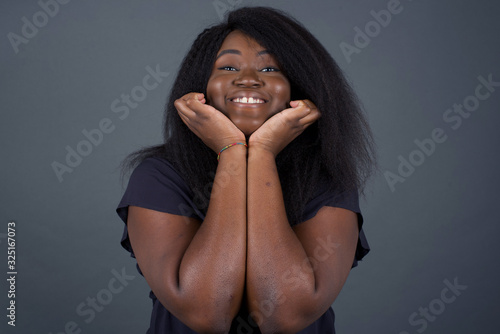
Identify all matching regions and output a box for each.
[248,100,320,157]
[174,93,246,153]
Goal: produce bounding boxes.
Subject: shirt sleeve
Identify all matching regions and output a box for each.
[116,157,205,255]
[116,157,370,267]
[300,184,370,268]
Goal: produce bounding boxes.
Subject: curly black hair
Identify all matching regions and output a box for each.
[122,6,376,225]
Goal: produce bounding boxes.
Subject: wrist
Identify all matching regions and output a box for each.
[248,144,276,160]
[217,142,248,161]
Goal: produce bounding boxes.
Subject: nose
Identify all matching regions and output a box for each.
[233,69,263,88]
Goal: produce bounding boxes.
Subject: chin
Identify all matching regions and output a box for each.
[239,127,257,137]
[231,121,262,137]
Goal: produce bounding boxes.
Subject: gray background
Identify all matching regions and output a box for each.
[1,0,499,333]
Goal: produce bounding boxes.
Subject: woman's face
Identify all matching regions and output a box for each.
[206,30,291,136]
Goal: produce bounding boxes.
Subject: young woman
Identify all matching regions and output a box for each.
[117,6,374,334]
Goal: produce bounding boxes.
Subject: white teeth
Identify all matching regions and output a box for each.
[233,97,264,104]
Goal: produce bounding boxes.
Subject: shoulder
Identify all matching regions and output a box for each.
[131,156,184,182]
[298,177,370,267]
[301,176,361,224]
[125,156,191,194]
[117,156,200,221]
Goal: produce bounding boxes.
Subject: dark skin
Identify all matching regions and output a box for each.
[127,31,359,333]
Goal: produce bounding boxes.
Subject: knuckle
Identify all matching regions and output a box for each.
[285,117,295,127]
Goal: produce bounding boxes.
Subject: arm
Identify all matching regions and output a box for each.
[127,93,247,333]
[246,100,359,333]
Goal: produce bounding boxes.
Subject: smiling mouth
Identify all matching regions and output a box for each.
[230,97,266,104]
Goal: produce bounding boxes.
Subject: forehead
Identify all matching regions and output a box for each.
[217,30,266,54]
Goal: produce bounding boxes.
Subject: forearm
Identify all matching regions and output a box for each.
[178,146,247,324]
[246,147,317,330]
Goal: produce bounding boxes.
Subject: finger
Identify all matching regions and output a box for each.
[187,101,218,117]
[178,93,205,112]
[194,93,206,104]
[298,100,319,117]
[174,99,196,119]
[302,99,317,110]
[284,100,316,119]
[290,99,315,107]
[176,96,214,117]
[177,108,192,127]
[299,109,321,126]
[290,101,320,127]
[181,92,203,101]
[302,109,320,125]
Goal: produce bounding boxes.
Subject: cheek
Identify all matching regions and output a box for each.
[206,79,224,106]
[272,79,291,106]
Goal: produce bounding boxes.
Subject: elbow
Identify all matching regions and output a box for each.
[160,286,242,333]
[185,314,233,334]
[255,307,318,334]
[258,318,306,334]
[181,304,235,334]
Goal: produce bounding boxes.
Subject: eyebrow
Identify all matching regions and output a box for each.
[216,49,270,59]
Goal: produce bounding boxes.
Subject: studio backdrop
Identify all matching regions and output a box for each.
[1,0,499,333]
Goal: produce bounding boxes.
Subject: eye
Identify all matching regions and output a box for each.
[218,66,238,71]
[260,67,280,72]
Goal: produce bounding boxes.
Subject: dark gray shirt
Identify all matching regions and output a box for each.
[117,156,369,333]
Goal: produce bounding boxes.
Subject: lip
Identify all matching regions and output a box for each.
[227,92,268,104]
